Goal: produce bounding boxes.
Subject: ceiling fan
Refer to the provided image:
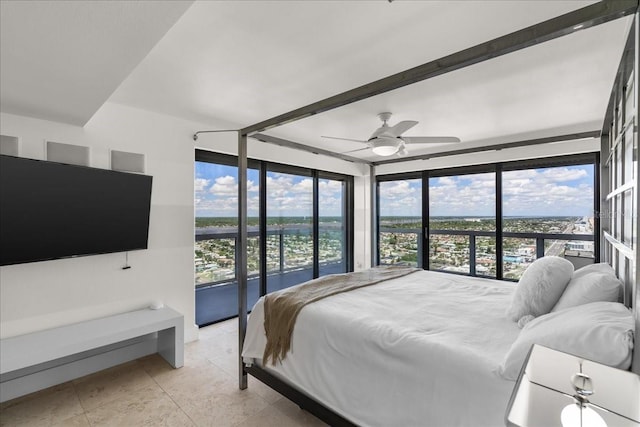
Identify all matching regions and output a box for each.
[321,112,460,157]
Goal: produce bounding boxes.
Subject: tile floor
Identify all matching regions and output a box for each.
[0,319,327,427]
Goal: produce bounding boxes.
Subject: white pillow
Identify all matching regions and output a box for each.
[499,302,634,380]
[572,262,616,278]
[506,256,574,322]
[552,266,622,312]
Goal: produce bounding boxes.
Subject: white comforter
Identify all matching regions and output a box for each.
[242,270,521,427]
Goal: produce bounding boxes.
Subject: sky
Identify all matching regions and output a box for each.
[195,162,344,217]
[379,165,594,217]
[196,162,594,218]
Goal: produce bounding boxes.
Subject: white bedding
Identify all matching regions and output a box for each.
[242,270,522,427]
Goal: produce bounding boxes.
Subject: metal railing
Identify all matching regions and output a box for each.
[195,227,346,287]
[379,227,594,278]
[194,227,346,326]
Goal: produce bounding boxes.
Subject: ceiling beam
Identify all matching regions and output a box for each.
[241,0,638,136]
[250,133,371,165]
[371,131,601,166]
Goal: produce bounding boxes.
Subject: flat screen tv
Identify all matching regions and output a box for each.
[0,155,153,266]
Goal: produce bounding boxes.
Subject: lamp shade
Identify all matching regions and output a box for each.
[371,138,399,156]
[561,404,607,427]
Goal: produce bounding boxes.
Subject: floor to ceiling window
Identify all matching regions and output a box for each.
[195,150,353,326]
[266,168,314,293]
[376,153,597,280]
[377,176,422,267]
[502,162,595,279]
[194,152,261,326]
[428,171,496,276]
[318,175,349,276]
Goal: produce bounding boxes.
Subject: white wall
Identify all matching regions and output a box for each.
[0,104,216,342]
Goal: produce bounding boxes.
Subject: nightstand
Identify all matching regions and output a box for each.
[505,344,640,427]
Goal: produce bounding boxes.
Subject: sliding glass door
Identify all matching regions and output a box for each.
[377,177,422,267]
[266,169,314,293]
[428,172,496,276]
[318,176,350,276]
[194,152,261,325]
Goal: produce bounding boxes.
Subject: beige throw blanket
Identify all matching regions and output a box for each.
[263,266,420,365]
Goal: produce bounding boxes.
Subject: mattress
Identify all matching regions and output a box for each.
[242,269,522,427]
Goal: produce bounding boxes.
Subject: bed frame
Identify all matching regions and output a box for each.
[601,4,640,375]
[235,3,640,426]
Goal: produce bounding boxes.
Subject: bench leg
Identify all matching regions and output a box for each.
[157,325,183,368]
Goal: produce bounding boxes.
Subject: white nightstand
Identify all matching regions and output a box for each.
[505,344,640,427]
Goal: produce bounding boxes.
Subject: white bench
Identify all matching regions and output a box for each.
[0,306,184,402]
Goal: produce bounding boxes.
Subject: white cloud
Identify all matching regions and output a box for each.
[292,178,313,193]
[428,173,496,216]
[319,180,343,196]
[194,178,210,192]
[210,175,237,195]
[541,167,587,182]
[380,180,418,199]
[208,175,259,197]
[436,176,456,186]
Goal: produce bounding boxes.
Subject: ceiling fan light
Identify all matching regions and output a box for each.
[371,139,398,156]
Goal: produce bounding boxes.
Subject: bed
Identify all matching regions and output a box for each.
[243,270,519,426]
[241,266,636,427]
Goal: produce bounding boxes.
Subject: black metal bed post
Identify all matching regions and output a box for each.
[370,164,377,268]
[238,132,248,390]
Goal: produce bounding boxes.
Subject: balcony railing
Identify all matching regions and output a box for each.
[195,225,593,325]
[195,227,346,326]
[195,226,345,287]
[379,227,594,279]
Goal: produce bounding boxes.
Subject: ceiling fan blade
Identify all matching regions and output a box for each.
[387,120,418,137]
[403,136,461,144]
[321,136,368,144]
[340,147,371,154]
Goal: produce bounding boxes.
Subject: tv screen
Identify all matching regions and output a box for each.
[0,155,153,266]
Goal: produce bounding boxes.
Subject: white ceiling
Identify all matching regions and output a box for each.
[0,1,633,162]
[0,0,193,126]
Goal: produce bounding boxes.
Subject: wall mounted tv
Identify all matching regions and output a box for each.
[0,155,153,266]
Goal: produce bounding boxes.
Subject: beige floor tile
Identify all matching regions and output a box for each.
[0,383,84,427]
[234,402,326,427]
[199,319,237,336]
[232,404,302,427]
[174,387,269,427]
[85,385,194,426]
[207,344,240,379]
[52,413,91,427]
[152,357,234,402]
[73,361,158,411]
[138,353,177,378]
[191,332,238,363]
[245,377,284,405]
[184,334,238,362]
